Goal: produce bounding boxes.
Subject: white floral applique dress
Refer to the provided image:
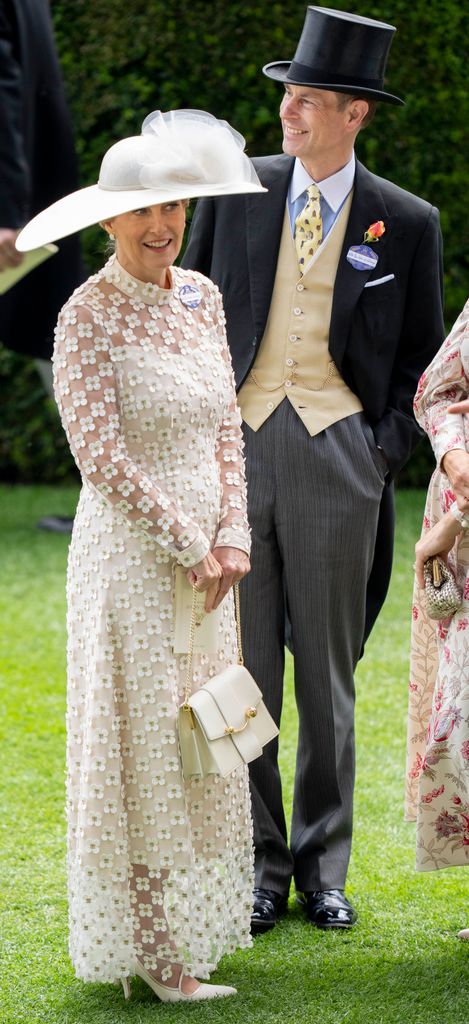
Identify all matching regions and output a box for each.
[52,255,253,981]
[406,300,469,870]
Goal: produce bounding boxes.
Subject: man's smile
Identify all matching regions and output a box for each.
[283,124,308,136]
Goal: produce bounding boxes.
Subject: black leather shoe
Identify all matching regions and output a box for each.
[299,889,357,929]
[251,887,288,934]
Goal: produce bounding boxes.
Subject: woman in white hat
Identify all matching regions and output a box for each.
[17,111,265,1003]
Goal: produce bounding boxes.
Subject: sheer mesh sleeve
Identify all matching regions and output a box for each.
[53,302,211,567]
[413,303,469,467]
[209,288,251,555]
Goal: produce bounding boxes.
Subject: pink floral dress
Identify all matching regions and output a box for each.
[406,300,469,870]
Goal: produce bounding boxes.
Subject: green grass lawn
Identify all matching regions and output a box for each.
[0,485,467,1024]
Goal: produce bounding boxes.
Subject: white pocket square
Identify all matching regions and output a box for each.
[364,273,395,289]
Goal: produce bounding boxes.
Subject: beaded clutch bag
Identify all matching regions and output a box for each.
[423,556,462,620]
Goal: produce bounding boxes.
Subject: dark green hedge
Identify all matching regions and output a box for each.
[1,1,466,483]
[0,344,77,483]
[53,0,467,317]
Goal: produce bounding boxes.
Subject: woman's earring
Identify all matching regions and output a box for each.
[109,232,115,241]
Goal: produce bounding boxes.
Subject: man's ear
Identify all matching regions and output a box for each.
[346,98,369,132]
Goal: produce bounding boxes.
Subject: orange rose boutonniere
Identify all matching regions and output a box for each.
[363,220,385,243]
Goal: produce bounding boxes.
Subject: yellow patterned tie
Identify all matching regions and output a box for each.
[295,183,323,274]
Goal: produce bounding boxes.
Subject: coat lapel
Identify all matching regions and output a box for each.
[245,155,294,339]
[329,161,397,368]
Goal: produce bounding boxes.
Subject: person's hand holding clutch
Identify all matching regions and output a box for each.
[414,512,462,588]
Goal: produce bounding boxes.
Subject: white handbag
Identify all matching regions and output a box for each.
[178,583,279,779]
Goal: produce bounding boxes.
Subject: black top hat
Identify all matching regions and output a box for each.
[263,6,404,106]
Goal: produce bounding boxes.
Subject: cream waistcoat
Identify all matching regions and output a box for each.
[238,191,363,435]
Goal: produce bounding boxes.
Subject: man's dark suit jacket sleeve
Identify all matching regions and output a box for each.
[0,3,30,226]
[368,206,444,478]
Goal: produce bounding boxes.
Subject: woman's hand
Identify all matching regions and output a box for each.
[441,449,469,512]
[414,512,461,588]
[210,546,251,611]
[186,547,250,612]
[448,398,469,415]
[442,398,469,510]
[186,552,223,612]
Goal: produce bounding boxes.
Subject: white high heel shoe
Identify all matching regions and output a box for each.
[120,961,237,1002]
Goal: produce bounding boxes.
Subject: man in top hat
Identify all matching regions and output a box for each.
[182,6,445,930]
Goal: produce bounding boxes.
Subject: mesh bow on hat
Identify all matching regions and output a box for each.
[141,109,253,188]
[16,110,266,251]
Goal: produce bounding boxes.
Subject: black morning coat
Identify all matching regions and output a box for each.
[0,0,84,359]
[182,153,446,640]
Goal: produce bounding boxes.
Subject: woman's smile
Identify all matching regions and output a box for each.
[104,202,187,285]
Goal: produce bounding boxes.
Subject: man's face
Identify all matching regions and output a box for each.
[279,85,350,167]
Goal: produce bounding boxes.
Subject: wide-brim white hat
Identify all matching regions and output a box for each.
[16,109,266,251]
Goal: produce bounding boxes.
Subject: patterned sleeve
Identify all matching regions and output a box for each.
[209,287,251,555]
[53,301,210,567]
[413,302,469,467]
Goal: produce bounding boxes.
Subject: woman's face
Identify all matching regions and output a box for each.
[105,201,187,286]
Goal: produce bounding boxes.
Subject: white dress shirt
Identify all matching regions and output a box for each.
[287,154,356,239]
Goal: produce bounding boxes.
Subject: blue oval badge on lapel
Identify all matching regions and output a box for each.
[346,245,379,271]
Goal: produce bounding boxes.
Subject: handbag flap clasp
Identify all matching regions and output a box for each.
[189,666,261,740]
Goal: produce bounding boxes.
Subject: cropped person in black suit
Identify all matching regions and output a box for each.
[0,0,84,529]
[183,7,445,932]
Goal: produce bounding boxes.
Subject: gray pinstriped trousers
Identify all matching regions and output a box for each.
[240,401,385,894]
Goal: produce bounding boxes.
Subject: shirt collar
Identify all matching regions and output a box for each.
[289,153,356,211]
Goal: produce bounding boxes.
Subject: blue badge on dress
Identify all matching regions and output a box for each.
[346,245,379,271]
[179,284,202,309]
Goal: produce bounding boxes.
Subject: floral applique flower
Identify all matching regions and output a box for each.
[363,220,385,243]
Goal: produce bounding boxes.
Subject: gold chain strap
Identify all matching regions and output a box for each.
[250,360,338,395]
[182,582,243,709]
[234,582,244,667]
[295,361,338,392]
[249,370,287,393]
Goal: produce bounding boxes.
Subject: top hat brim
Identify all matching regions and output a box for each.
[16,179,266,252]
[263,61,404,106]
